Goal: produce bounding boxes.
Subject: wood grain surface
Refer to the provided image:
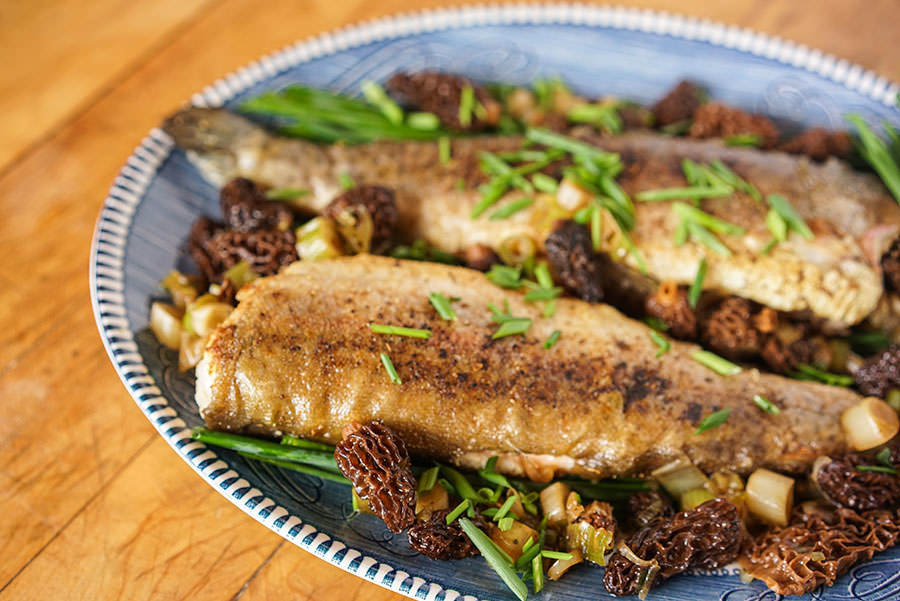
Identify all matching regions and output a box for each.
[0,1,897,599]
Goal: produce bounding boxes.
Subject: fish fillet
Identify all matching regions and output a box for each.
[164,108,900,328]
[196,255,862,479]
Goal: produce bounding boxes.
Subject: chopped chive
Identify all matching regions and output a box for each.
[876,448,894,468]
[525,127,621,170]
[429,292,457,321]
[672,203,745,236]
[369,324,432,339]
[486,264,523,289]
[493,495,518,522]
[856,465,898,475]
[753,394,781,415]
[379,353,401,384]
[446,499,471,524]
[493,317,532,339]
[490,197,534,220]
[280,435,334,451]
[687,221,732,256]
[418,466,440,493]
[361,80,404,125]
[339,172,355,190]
[791,363,853,387]
[438,477,457,497]
[682,158,700,185]
[568,102,623,133]
[724,133,761,147]
[524,286,562,302]
[694,408,731,434]
[441,465,484,504]
[765,207,788,243]
[458,518,528,601]
[265,187,310,201]
[847,114,900,203]
[439,136,452,165]
[498,516,515,531]
[192,428,339,471]
[691,350,742,376]
[636,185,733,202]
[572,205,592,224]
[590,203,603,252]
[709,160,760,201]
[541,550,574,560]
[689,258,707,309]
[407,111,440,130]
[478,456,512,489]
[459,85,475,127]
[532,553,545,593]
[534,261,554,289]
[649,330,670,358]
[767,194,813,240]
[480,151,534,192]
[644,316,669,332]
[471,176,511,218]
[673,220,689,245]
[532,172,559,193]
[543,330,562,349]
[238,453,350,483]
[521,536,535,555]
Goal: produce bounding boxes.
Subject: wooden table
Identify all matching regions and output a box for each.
[1,1,897,599]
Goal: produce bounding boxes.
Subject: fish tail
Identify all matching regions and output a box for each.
[161,107,265,153]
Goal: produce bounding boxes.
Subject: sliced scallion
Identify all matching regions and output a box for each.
[493,495,518,522]
[407,111,440,130]
[767,194,813,240]
[856,465,898,475]
[672,203,745,236]
[486,264,523,289]
[361,80,404,125]
[446,499,471,524]
[369,324,432,339]
[541,550,574,560]
[265,187,310,201]
[459,85,475,127]
[847,114,900,203]
[791,363,853,387]
[379,352,401,384]
[694,408,731,434]
[493,317,532,339]
[532,172,559,193]
[429,292,457,321]
[439,136,451,165]
[649,330,670,358]
[524,286,562,302]
[339,172,355,190]
[458,517,528,601]
[636,185,733,202]
[490,197,534,220]
[418,466,440,493]
[688,258,707,309]
[753,394,780,415]
[724,133,761,147]
[691,350,742,376]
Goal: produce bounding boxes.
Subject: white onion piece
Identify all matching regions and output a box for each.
[547,548,583,581]
[149,302,183,350]
[539,481,571,528]
[841,397,900,451]
[651,458,709,499]
[746,468,794,526]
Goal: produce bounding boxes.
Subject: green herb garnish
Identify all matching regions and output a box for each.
[688,258,707,309]
[458,517,528,601]
[493,317,533,339]
[493,495,518,522]
[339,172,355,190]
[636,185,733,202]
[876,448,894,468]
[429,292,457,321]
[752,394,780,415]
[847,114,900,203]
[660,119,692,136]
[418,466,440,493]
[265,187,310,201]
[848,330,891,355]
[791,363,853,387]
[498,516,515,531]
[361,80,404,125]
[708,159,760,201]
[486,264,524,289]
[524,286,562,302]
[191,427,339,471]
[543,330,562,349]
[649,330,670,358]
[672,203,745,236]
[724,133,761,147]
[280,435,334,451]
[644,316,669,332]
[490,197,534,220]
[369,324,432,339]
[478,456,512,489]
[459,85,475,127]
[856,465,898,475]
[446,499,471,524]
[541,550,574,560]
[531,172,559,193]
[407,111,440,130]
[691,350,742,376]
[525,127,621,171]
[567,102,622,133]
[767,194,813,240]
[379,352,401,384]
[694,408,731,434]
[439,136,451,165]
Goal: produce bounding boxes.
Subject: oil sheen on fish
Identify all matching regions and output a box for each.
[196,255,863,479]
[164,107,900,328]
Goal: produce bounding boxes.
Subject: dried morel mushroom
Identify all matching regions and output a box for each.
[220,177,293,232]
[407,508,481,560]
[855,345,900,397]
[760,334,817,375]
[626,490,675,531]
[192,228,297,283]
[323,185,399,255]
[652,80,705,127]
[689,102,780,148]
[387,71,501,132]
[334,421,417,533]
[545,220,605,303]
[780,128,853,161]
[882,236,900,293]
[603,498,741,597]
[645,281,696,339]
[701,297,762,359]
[813,455,900,510]
[740,503,900,596]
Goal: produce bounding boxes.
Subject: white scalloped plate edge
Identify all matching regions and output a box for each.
[89,5,900,601]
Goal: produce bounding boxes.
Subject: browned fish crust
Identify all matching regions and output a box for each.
[196,255,861,479]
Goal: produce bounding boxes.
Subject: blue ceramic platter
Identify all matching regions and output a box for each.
[90,5,900,601]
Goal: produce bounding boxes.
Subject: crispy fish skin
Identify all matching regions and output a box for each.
[164,108,899,327]
[196,255,861,479]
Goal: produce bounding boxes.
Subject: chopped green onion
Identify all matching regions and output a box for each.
[238,453,350,484]
[644,316,669,332]
[471,177,511,218]
[567,102,622,133]
[590,202,603,252]
[524,286,562,302]
[379,352,401,384]
[724,133,761,147]
[525,127,621,171]
[682,158,700,185]
[791,363,853,387]
[265,187,310,201]
[490,197,534,220]
[636,185,733,202]
[856,465,898,475]
[191,427,340,471]
[486,264,523,289]
[439,136,452,165]
[688,258,707,309]
[573,206,592,224]
[418,466,440,493]
[543,330,562,349]
[765,207,788,243]
[493,317,533,339]
[493,495,518,522]
[361,80,404,125]
[429,292,457,321]
[753,394,780,415]
[708,160,760,202]
[672,203,745,236]
[687,221,732,256]
[407,111,440,130]
[541,550,574,560]
[438,477,457,497]
[532,553,545,593]
[691,350,742,376]
[480,151,535,192]
[767,194,813,240]
[534,261,554,289]
[847,114,900,203]
[441,465,484,504]
[458,517,528,601]
[876,448,894,468]
[694,408,731,434]
[369,324,432,339]
[459,85,475,127]
[280,435,334,451]
[446,499,471,524]
[649,330,670,358]
[532,172,559,193]
[498,516,515,531]
[339,172,355,190]
[479,456,513,489]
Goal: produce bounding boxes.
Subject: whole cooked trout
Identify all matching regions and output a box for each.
[196,255,862,479]
[164,107,900,329]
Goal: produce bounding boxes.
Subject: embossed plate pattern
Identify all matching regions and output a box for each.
[90,5,900,600]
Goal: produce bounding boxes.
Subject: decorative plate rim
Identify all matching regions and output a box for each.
[89,5,900,601]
